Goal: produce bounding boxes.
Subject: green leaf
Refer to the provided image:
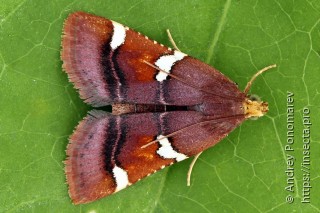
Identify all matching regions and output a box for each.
[1,0,319,212]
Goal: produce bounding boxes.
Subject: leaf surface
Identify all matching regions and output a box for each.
[1,0,319,212]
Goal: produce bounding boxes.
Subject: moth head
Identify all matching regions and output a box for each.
[243,96,268,119]
[241,64,275,119]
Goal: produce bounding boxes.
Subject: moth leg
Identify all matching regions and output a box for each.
[166,29,181,51]
[187,151,203,186]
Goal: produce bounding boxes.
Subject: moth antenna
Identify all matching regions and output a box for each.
[187,152,203,186]
[141,114,244,149]
[142,60,242,101]
[166,29,181,51]
[140,135,165,149]
[143,60,193,86]
[244,64,276,94]
[140,120,211,148]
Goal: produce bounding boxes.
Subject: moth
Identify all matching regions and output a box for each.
[61,11,275,204]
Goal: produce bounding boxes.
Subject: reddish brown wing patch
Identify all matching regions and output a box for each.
[119,29,172,82]
[119,134,174,183]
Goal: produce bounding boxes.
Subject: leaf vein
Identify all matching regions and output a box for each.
[205,0,231,64]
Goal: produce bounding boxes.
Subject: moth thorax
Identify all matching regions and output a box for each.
[243,98,268,118]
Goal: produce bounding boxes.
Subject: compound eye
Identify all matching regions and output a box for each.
[249,94,261,102]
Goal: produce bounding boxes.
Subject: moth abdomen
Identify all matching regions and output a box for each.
[112,103,195,115]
